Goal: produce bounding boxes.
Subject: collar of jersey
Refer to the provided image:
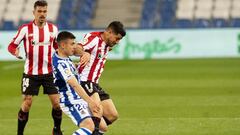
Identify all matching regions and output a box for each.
[32,20,47,27]
[55,52,69,60]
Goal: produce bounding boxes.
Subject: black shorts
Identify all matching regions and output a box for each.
[21,73,58,95]
[80,81,110,101]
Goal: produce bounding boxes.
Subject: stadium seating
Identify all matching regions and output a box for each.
[212,18,228,28]
[57,0,96,29]
[140,0,240,28]
[91,0,143,28]
[193,19,211,28]
[175,19,192,28]
[140,0,159,28]
[230,18,240,27]
[2,21,15,30]
[0,0,240,29]
[0,0,97,30]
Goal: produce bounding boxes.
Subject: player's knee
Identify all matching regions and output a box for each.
[92,105,104,118]
[48,94,60,107]
[51,99,60,110]
[109,111,119,122]
[52,103,61,110]
[80,118,95,132]
[22,96,33,111]
[99,122,108,132]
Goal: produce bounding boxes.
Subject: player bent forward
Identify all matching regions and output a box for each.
[77,21,126,134]
[52,31,100,135]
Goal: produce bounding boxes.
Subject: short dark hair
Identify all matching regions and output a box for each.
[57,31,76,44]
[107,21,126,37]
[34,0,48,9]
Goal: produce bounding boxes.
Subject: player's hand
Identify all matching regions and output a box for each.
[88,99,101,114]
[80,52,90,67]
[15,47,23,59]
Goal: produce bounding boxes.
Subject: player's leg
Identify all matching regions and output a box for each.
[81,81,108,134]
[98,117,108,135]
[97,84,118,126]
[101,99,119,125]
[18,74,40,135]
[18,95,33,135]
[74,118,94,135]
[60,100,94,135]
[48,94,62,135]
[42,74,62,135]
[91,93,108,134]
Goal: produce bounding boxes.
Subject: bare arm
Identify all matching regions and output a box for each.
[67,77,100,113]
[74,44,91,67]
[67,77,92,103]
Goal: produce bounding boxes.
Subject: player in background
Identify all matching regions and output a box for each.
[52,31,101,135]
[7,1,90,135]
[76,21,126,134]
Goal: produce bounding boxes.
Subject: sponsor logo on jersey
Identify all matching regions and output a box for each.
[80,38,88,45]
[32,41,51,46]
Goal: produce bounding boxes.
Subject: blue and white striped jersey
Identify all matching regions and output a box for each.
[52,52,82,104]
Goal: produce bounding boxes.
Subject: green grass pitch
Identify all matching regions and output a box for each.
[0,58,240,135]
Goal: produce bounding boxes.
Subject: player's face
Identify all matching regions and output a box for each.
[106,30,123,47]
[63,39,76,56]
[33,6,47,24]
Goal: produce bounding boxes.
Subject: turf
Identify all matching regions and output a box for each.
[0,58,240,135]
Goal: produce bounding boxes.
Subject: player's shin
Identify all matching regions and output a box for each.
[92,116,101,135]
[52,108,62,131]
[17,109,29,135]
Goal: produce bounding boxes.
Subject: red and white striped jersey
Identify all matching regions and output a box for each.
[78,32,110,83]
[8,21,58,75]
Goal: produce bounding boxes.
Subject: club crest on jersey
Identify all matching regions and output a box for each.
[32,41,36,45]
[64,69,72,77]
[80,38,88,45]
[98,54,102,59]
[98,52,107,59]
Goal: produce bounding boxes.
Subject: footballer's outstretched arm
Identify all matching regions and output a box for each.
[67,77,100,113]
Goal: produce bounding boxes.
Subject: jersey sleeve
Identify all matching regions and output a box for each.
[52,25,58,50]
[78,33,97,51]
[8,25,27,55]
[57,61,74,82]
[53,38,58,50]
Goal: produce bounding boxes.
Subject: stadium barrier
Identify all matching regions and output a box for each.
[1,29,240,60]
